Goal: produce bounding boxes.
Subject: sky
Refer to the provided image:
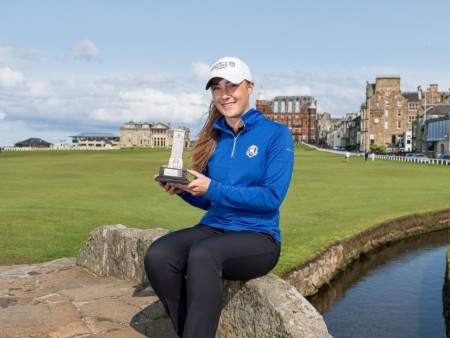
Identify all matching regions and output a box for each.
[1,0,450,146]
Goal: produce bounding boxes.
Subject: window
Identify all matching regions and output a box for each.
[408,116,416,123]
[385,121,389,129]
[273,102,279,113]
[397,109,402,117]
[288,102,293,113]
[397,121,402,129]
[374,101,379,108]
[385,109,389,117]
[408,103,418,111]
[397,101,403,107]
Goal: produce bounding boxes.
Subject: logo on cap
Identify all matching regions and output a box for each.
[211,62,227,71]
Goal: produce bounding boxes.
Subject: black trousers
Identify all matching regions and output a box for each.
[144,224,280,338]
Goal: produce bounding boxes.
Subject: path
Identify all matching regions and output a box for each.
[0,258,177,338]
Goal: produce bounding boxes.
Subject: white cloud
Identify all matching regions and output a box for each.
[191,61,210,83]
[7,59,435,147]
[0,63,369,146]
[0,111,5,120]
[257,69,365,117]
[71,40,101,62]
[0,71,211,146]
[0,67,26,88]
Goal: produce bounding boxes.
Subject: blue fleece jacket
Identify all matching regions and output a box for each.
[179,108,294,243]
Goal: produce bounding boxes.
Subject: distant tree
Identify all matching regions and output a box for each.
[370,144,386,154]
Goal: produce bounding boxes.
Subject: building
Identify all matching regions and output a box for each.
[361,76,419,151]
[15,138,52,148]
[69,133,120,148]
[340,112,359,150]
[325,113,358,150]
[316,79,450,153]
[413,105,450,154]
[119,121,190,148]
[256,91,317,144]
[413,84,450,153]
[425,113,450,157]
[317,112,341,147]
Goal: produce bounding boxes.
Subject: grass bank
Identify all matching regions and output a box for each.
[0,146,449,275]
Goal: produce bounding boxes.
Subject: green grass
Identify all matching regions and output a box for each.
[0,146,449,275]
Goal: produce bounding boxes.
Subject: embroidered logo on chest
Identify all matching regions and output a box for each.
[246,145,258,158]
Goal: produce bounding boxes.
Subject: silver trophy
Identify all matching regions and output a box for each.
[155,128,190,185]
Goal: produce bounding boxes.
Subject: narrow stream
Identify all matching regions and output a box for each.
[308,229,450,338]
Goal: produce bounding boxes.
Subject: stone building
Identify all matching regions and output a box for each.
[317,112,343,147]
[340,112,359,150]
[361,76,420,151]
[119,121,190,148]
[325,112,358,150]
[256,90,317,144]
[361,77,450,152]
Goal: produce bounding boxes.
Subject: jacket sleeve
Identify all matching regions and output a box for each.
[204,127,294,212]
[178,192,211,210]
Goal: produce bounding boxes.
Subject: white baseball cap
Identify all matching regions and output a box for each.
[205,56,252,90]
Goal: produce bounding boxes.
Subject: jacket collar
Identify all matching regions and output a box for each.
[213,108,262,134]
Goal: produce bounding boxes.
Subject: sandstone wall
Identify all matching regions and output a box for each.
[284,209,450,296]
[77,225,331,338]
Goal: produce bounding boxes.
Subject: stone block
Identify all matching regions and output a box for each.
[76,224,169,283]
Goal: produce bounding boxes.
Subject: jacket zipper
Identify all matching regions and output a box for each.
[231,124,245,158]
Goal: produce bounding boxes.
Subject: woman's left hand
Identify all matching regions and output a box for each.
[185,169,211,196]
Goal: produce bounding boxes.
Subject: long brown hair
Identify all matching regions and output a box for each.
[191,101,222,172]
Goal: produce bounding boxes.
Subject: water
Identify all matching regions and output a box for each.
[308,229,450,338]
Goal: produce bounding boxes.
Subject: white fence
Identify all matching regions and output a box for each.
[1,146,121,152]
[375,155,449,165]
[302,143,449,166]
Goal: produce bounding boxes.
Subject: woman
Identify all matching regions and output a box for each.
[144,56,294,338]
